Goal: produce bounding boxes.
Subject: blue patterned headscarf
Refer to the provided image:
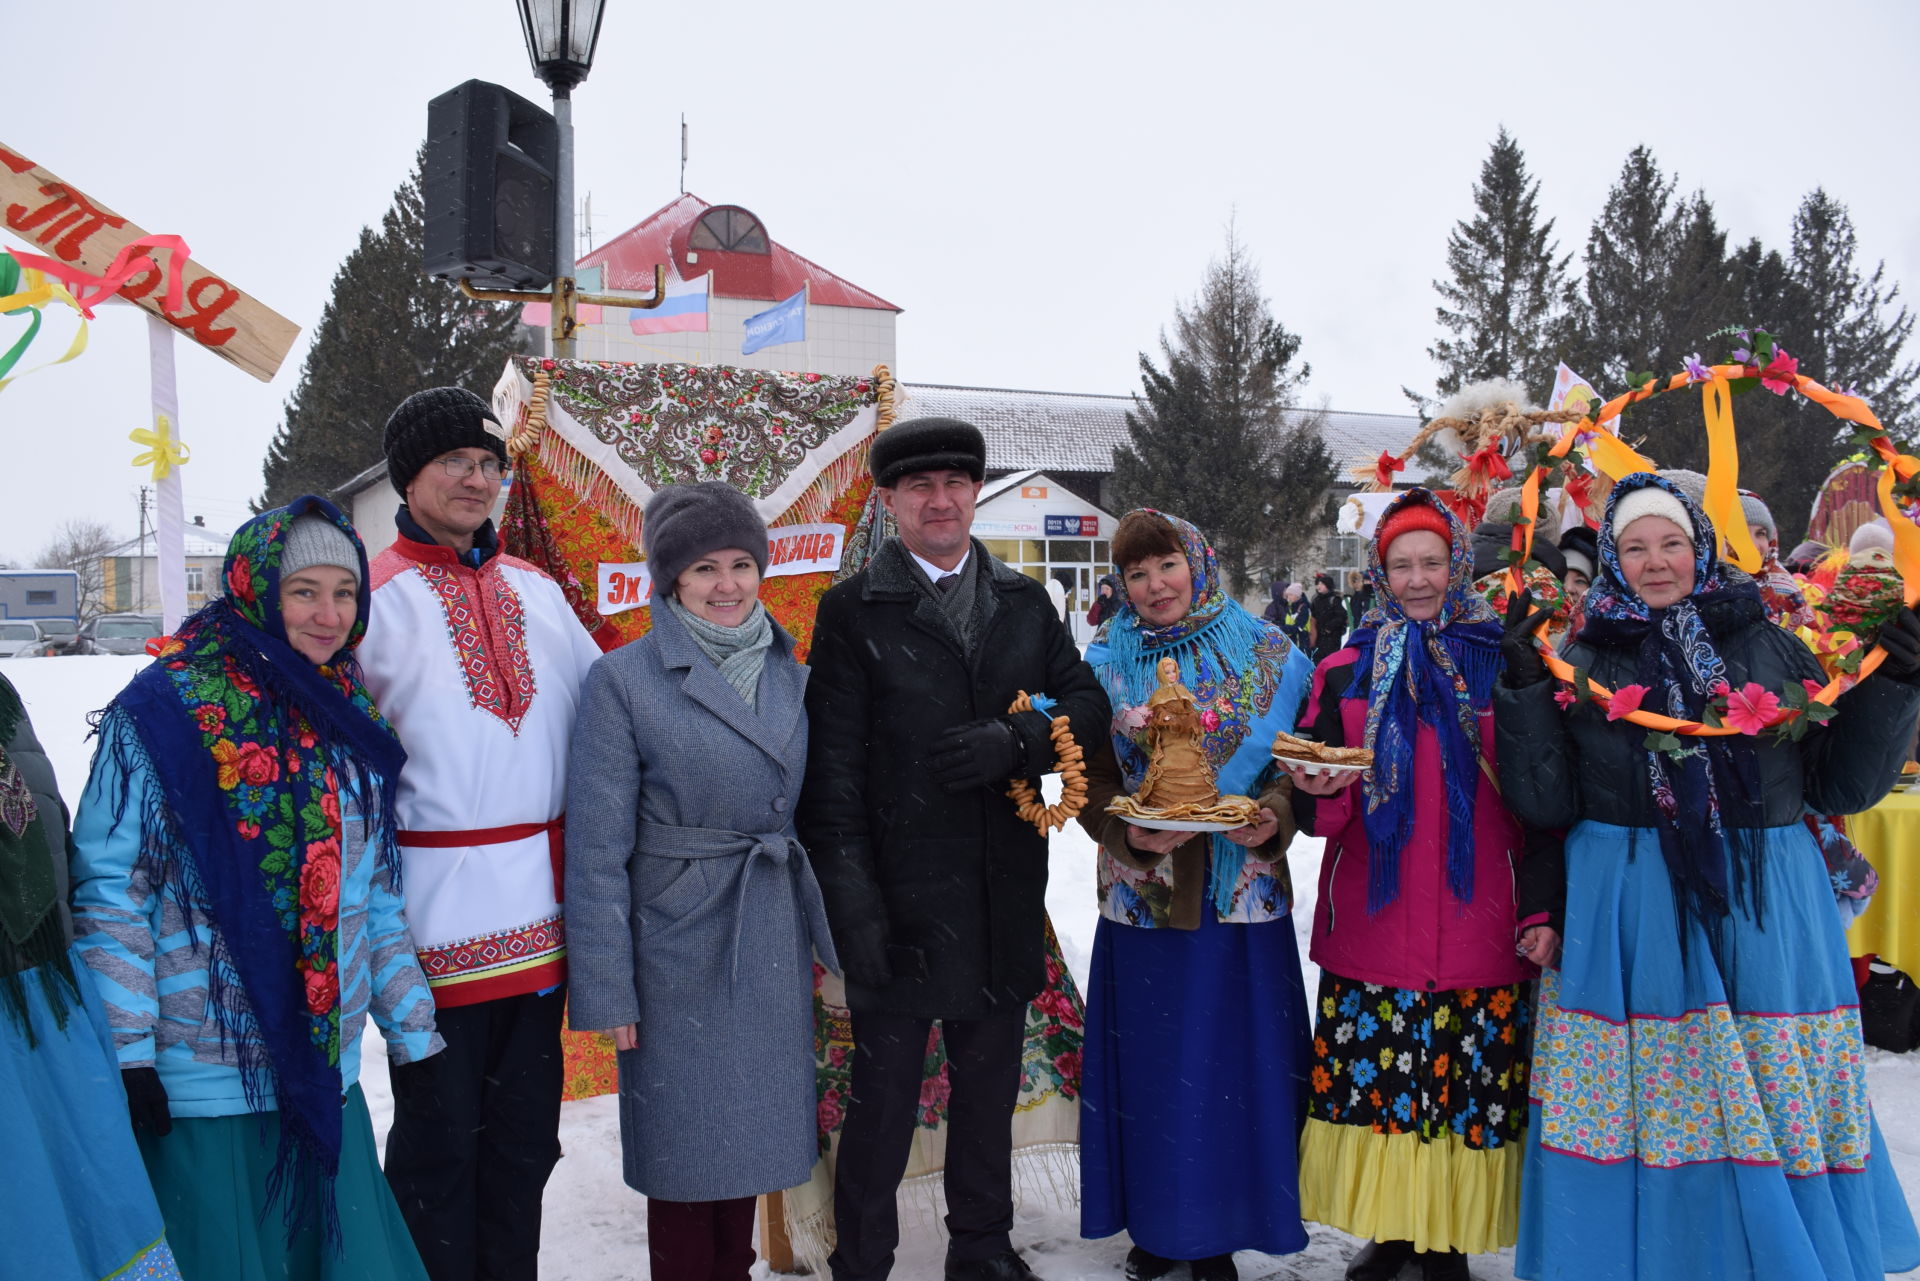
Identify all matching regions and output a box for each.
[1578,472,1765,933]
[1347,488,1504,912]
[1091,510,1313,917]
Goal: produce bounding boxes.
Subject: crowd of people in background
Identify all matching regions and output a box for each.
[7,393,1920,1281]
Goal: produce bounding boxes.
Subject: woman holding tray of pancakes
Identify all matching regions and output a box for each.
[1075,508,1317,1281]
[1284,487,1561,1281]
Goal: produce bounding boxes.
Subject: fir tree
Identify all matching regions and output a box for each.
[1424,128,1575,404]
[257,147,527,509]
[1573,145,1683,388]
[1112,225,1332,592]
[1788,189,1918,431]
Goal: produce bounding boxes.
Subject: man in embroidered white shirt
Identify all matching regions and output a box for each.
[359,386,603,1281]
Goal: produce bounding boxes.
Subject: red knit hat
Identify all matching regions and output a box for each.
[1376,499,1454,557]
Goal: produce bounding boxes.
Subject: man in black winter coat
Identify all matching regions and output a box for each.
[801,417,1105,1281]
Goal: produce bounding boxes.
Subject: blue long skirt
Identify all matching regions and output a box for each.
[1080,908,1311,1260]
[1,947,182,1280]
[1516,821,1920,1280]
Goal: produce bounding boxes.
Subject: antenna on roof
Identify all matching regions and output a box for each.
[679,115,688,194]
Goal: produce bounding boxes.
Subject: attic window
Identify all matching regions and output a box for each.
[688,207,769,254]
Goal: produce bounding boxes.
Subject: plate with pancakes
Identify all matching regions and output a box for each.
[1271,730,1373,778]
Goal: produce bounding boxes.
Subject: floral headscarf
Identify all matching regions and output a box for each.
[97,495,404,1239]
[1579,472,1766,937]
[1348,488,1504,912]
[1094,510,1313,917]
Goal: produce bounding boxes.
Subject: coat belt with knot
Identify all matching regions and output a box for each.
[632,822,840,987]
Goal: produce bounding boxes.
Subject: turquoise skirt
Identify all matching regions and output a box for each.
[1515,821,1920,1280]
[138,1084,426,1281]
[1,948,181,1280]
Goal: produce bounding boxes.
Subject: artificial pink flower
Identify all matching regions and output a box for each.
[1605,685,1649,721]
[1804,678,1827,700]
[1711,679,1731,698]
[1554,685,1577,710]
[1760,348,1800,395]
[1723,682,1783,735]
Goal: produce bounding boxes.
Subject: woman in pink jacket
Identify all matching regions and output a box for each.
[1285,489,1560,1281]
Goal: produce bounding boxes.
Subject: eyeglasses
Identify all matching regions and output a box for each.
[434,456,509,481]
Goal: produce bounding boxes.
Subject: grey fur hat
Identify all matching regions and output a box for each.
[281,514,363,584]
[642,482,768,592]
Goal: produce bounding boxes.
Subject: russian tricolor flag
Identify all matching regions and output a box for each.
[518,271,711,334]
[630,271,710,335]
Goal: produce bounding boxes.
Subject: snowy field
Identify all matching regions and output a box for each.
[13,653,1920,1280]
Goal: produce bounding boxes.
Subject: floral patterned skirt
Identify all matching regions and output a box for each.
[1299,970,1532,1253]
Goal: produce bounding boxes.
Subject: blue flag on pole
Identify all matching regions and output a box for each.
[741,286,807,355]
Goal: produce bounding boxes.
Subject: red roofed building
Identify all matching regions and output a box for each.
[556,193,901,376]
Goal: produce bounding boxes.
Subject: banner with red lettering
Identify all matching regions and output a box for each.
[594,523,846,617]
[0,139,299,382]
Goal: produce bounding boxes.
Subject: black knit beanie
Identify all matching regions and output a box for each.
[384,387,509,495]
[643,482,769,593]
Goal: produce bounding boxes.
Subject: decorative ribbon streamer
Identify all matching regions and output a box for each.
[0,250,89,392]
[1700,373,1763,573]
[1502,367,1914,737]
[9,233,192,318]
[129,412,190,481]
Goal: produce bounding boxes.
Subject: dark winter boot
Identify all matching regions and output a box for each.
[1189,1254,1239,1281]
[1418,1249,1472,1281]
[1124,1246,1177,1281]
[1346,1238,1416,1281]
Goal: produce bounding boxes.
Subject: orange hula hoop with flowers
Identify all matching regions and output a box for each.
[1504,362,1920,738]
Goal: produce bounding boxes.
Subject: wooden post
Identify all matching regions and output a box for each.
[759,1190,802,1274]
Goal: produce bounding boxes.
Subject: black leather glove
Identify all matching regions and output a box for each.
[1501,588,1552,688]
[1877,607,1920,681]
[927,717,1025,794]
[834,922,894,990]
[122,1066,172,1136]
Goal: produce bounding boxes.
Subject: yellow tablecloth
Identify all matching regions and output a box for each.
[1846,788,1920,977]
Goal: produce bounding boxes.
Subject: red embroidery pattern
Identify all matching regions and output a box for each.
[413,562,540,733]
[419,915,566,982]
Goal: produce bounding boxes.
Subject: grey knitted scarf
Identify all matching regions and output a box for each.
[911,548,984,654]
[668,595,775,705]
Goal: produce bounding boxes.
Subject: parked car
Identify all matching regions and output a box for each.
[0,620,45,658]
[80,612,163,655]
[33,617,80,656]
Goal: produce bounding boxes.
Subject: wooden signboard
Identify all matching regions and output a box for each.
[0,139,299,382]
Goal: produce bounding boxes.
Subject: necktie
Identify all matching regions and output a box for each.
[935,574,959,595]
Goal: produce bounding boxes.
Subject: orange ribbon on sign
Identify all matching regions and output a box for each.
[1499,368,1913,737]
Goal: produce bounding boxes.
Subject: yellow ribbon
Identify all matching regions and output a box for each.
[1582,422,1657,482]
[1701,372,1763,573]
[0,267,89,394]
[129,413,190,481]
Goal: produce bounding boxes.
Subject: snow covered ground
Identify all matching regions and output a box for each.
[13,653,1920,1279]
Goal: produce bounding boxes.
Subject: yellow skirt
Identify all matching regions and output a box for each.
[1298,1117,1522,1254]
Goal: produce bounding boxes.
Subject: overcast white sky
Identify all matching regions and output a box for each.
[5,0,1917,560]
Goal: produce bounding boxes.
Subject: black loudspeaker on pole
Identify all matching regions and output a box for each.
[423,79,559,291]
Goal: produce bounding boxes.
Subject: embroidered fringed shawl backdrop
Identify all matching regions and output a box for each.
[492,355,893,659]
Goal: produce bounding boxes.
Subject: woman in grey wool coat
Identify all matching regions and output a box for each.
[565,481,838,1281]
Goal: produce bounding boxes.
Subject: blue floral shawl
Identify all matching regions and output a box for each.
[1090,510,1313,918]
[1346,488,1504,912]
[1577,472,1766,934]
[96,495,404,1241]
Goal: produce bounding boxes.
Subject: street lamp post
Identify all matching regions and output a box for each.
[452,4,663,353]
[516,0,606,360]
